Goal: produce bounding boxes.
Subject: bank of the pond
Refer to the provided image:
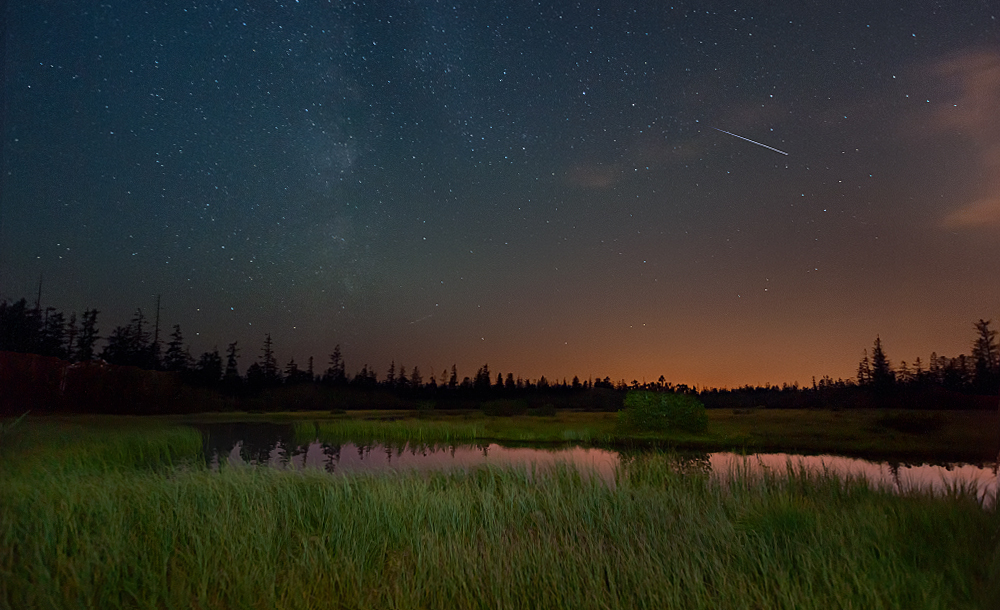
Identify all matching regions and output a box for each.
[207,438,999,504]
[177,407,1000,462]
[1,418,998,609]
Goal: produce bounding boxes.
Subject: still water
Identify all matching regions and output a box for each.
[198,422,998,504]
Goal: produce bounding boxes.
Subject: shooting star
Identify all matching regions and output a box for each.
[712,127,789,156]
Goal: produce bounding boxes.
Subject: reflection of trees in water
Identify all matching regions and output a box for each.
[193,427,995,500]
[275,441,307,468]
[197,422,297,466]
[322,443,341,472]
[888,462,902,493]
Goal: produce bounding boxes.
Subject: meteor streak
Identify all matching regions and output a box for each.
[712,127,789,156]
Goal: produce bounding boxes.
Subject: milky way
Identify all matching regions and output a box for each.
[2,2,998,387]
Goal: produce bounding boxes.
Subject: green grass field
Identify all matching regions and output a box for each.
[2,416,998,609]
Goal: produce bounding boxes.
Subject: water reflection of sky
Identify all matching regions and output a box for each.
[210,438,998,506]
[214,441,621,482]
[708,453,998,505]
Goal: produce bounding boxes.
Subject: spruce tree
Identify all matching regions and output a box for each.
[972,319,998,392]
[195,348,223,385]
[870,336,895,391]
[326,345,346,385]
[261,334,279,385]
[224,341,241,382]
[164,325,191,372]
[857,349,871,385]
[75,309,100,362]
[285,358,300,384]
[39,308,67,359]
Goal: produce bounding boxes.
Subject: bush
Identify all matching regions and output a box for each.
[527,403,557,417]
[873,411,944,434]
[481,399,529,417]
[620,391,708,433]
[415,400,436,419]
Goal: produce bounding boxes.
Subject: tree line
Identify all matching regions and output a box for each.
[1,293,997,410]
[854,326,999,396]
[0,295,613,397]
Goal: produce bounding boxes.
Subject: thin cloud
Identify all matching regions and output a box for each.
[927,48,1000,228]
[942,196,1000,228]
[929,49,1000,139]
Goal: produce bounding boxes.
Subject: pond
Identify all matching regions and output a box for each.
[197,422,999,504]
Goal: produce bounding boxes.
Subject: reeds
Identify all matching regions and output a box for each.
[304,419,484,445]
[1,420,997,609]
[0,418,203,475]
[298,415,610,446]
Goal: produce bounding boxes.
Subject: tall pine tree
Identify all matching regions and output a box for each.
[163,324,192,372]
[870,336,895,392]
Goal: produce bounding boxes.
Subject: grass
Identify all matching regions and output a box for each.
[300,419,485,445]
[703,408,999,461]
[292,410,615,447]
[0,416,203,475]
[2,417,999,609]
[208,407,1000,461]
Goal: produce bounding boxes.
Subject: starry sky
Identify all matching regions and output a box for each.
[2,1,999,388]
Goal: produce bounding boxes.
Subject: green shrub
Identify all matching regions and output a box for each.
[527,403,557,417]
[874,411,944,434]
[416,400,437,419]
[481,399,528,417]
[620,390,708,433]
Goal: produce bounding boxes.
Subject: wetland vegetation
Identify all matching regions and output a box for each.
[3,299,999,607]
[185,405,999,463]
[2,415,998,609]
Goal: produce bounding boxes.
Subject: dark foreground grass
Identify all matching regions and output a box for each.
[2,419,999,609]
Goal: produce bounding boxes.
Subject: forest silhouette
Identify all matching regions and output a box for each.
[1,293,997,416]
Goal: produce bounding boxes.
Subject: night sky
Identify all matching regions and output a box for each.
[2,2,999,388]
